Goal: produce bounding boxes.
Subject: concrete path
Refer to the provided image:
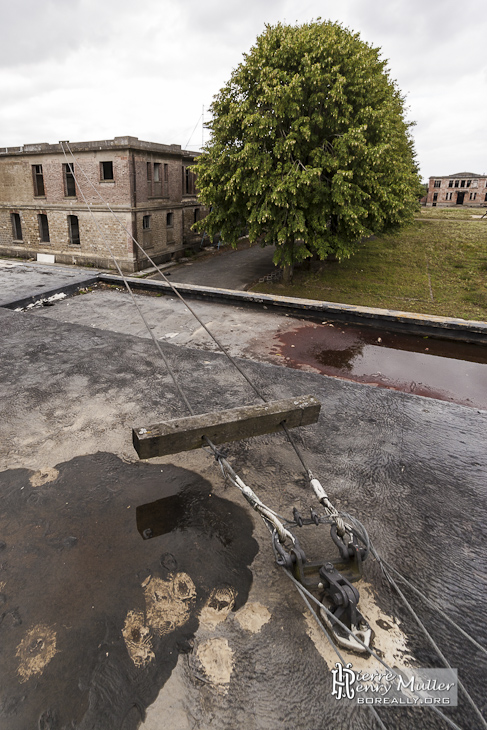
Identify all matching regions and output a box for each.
[149,243,277,290]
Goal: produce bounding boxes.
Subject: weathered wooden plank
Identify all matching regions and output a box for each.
[132,395,321,459]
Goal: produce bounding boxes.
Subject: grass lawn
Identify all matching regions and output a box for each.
[251,208,487,322]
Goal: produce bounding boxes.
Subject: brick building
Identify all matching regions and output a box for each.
[426,172,487,208]
[0,136,204,271]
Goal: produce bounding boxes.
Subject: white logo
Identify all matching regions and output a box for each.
[330,663,458,707]
[331,662,356,700]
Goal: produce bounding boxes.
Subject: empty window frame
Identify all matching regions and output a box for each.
[163,164,169,196]
[466,180,471,187]
[460,180,466,188]
[68,215,80,245]
[454,180,459,188]
[142,215,151,230]
[147,162,152,181]
[193,208,199,224]
[38,214,50,243]
[183,166,196,195]
[448,180,454,188]
[433,193,438,202]
[469,192,477,200]
[11,213,22,241]
[446,192,453,201]
[166,212,174,227]
[485,192,487,201]
[151,162,163,197]
[63,164,76,197]
[433,180,441,188]
[100,161,114,181]
[32,164,45,196]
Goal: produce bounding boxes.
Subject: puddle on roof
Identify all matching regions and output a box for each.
[0,453,257,730]
[275,323,487,409]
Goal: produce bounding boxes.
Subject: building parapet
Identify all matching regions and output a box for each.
[0,137,199,158]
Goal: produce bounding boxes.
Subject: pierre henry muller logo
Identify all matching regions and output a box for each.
[331,663,458,706]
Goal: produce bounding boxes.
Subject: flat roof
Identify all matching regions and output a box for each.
[0,264,486,729]
[0,135,200,158]
[430,171,485,178]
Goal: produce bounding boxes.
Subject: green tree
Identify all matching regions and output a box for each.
[193,20,421,281]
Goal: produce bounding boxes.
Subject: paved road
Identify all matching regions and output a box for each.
[150,243,277,290]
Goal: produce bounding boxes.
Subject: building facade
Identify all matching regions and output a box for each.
[0,136,204,271]
[426,172,487,208]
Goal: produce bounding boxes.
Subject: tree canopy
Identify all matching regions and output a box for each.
[193,20,421,275]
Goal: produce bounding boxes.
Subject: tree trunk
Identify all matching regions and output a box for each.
[282,263,294,283]
[281,237,295,283]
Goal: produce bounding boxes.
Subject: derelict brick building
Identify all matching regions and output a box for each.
[0,136,203,272]
[426,172,487,208]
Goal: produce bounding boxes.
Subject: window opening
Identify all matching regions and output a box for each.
[163,164,169,196]
[63,164,76,197]
[11,213,22,240]
[38,214,50,243]
[100,161,114,180]
[154,163,161,182]
[183,166,196,195]
[68,214,80,245]
[434,180,441,188]
[142,215,151,230]
[32,164,45,196]
[167,212,174,227]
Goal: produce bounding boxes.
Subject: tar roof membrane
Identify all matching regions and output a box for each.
[0,294,486,729]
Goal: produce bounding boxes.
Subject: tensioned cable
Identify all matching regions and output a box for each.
[282,567,464,730]
[60,144,484,729]
[60,144,195,418]
[185,113,203,149]
[295,583,387,730]
[370,543,487,730]
[270,534,388,730]
[61,143,389,729]
[63,142,314,481]
[379,559,487,659]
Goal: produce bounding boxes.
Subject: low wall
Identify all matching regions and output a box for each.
[99,274,487,345]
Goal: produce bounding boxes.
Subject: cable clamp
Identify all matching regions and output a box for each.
[310,478,328,502]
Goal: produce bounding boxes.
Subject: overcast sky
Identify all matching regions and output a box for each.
[1,0,486,181]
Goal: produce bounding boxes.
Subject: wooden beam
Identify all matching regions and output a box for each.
[132,395,321,459]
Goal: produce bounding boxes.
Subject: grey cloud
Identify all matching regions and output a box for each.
[0,0,135,67]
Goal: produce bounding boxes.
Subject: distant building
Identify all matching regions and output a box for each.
[426,172,487,208]
[0,136,204,271]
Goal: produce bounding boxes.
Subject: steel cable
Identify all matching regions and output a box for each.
[64,142,317,484]
[58,144,484,730]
